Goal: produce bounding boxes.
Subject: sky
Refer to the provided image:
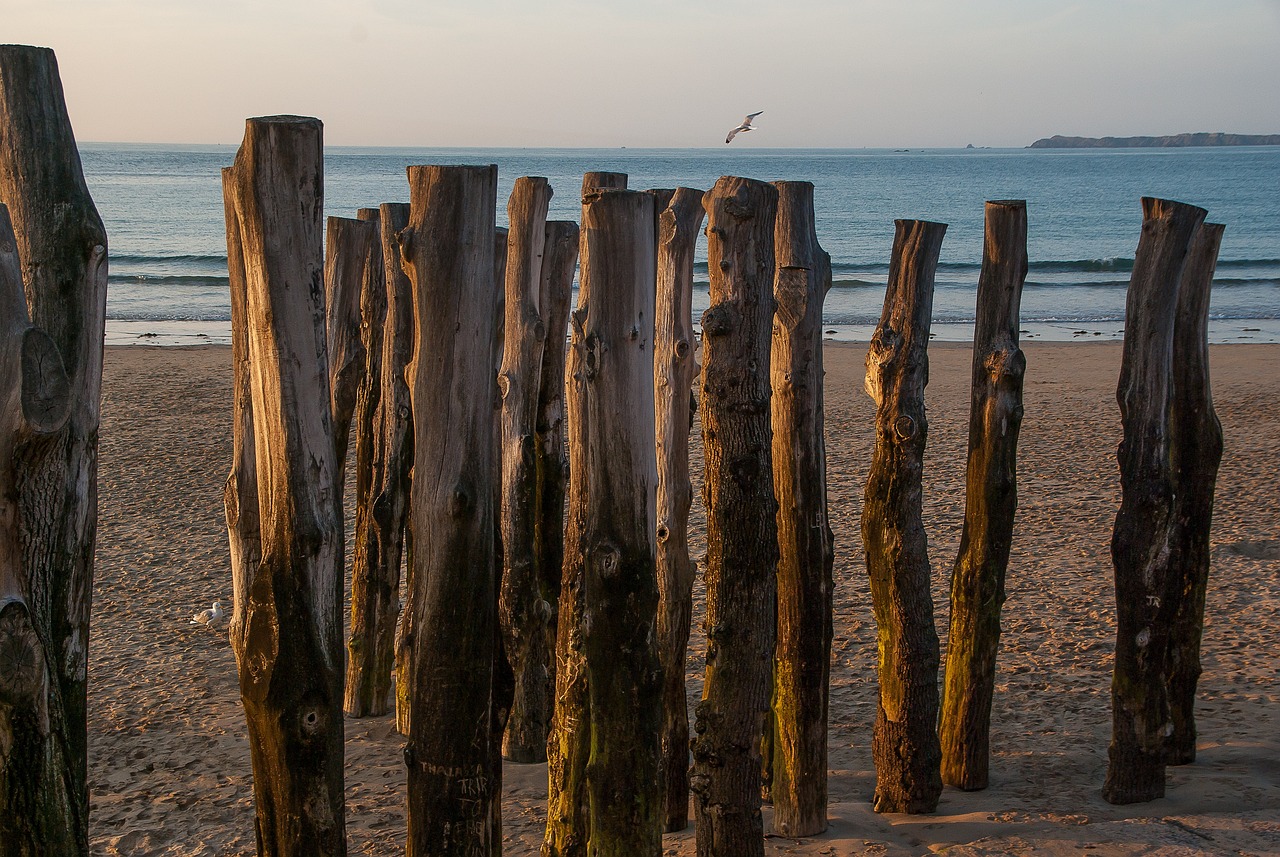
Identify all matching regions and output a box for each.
[6,0,1280,148]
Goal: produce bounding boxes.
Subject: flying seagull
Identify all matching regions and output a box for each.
[726,111,763,144]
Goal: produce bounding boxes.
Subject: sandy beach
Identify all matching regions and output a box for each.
[88,341,1280,856]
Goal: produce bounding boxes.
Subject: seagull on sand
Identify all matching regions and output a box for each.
[726,111,763,144]
[191,600,226,628]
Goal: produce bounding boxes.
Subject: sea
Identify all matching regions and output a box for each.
[82,144,1280,347]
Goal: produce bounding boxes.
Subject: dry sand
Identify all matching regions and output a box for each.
[88,341,1280,855]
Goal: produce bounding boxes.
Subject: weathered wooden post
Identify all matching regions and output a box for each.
[324,215,377,476]
[690,176,779,857]
[400,164,501,855]
[1165,222,1225,766]
[768,181,834,837]
[939,200,1028,791]
[544,170,628,857]
[1104,197,1207,805]
[499,176,554,762]
[223,115,347,854]
[652,186,705,833]
[862,219,947,814]
[0,44,108,853]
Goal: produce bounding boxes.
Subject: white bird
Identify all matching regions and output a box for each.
[191,600,226,628]
[726,111,763,144]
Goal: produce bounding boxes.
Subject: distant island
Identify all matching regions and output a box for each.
[1029,133,1280,149]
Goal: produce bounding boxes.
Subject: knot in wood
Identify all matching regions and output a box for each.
[583,333,601,380]
[656,524,670,543]
[593,543,622,579]
[675,338,690,359]
[448,485,474,518]
[893,414,917,441]
[701,304,736,338]
[0,603,44,706]
[497,373,512,400]
[298,704,327,738]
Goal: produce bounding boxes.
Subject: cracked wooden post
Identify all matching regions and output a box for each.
[0,45,108,853]
[1104,197,1207,805]
[578,187,662,855]
[544,170,627,857]
[223,115,347,854]
[768,181,834,837]
[324,215,377,482]
[1165,222,1225,766]
[499,176,554,762]
[690,176,779,857]
[862,218,947,815]
[653,186,705,833]
[939,200,1028,792]
[400,164,501,855]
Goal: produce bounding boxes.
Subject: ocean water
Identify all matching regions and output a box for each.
[82,143,1280,346]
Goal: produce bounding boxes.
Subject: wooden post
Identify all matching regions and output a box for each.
[544,170,627,857]
[938,200,1028,791]
[691,176,779,857]
[768,181,834,837]
[499,177,554,762]
[1165,222,1225,766]
[1104,197,1207,805]
[400,164,501,856]
[862,219,947,815]
[324,216,377,476]
[653,186,705,833]
[223,115,347,854]
[0,44,108,852]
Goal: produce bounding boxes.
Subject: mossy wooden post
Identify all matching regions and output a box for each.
[223,115,347,854]
[0,203,76,855]
[939,200,1028,791]
[400,164,501,855]
[690,176,779,857]
[576,186,663,854]
[862,219,947,815]
[499,176,554,762]
[1165,222,1225,766]
[324,215,377,479]
[1104,197,1207,805]
[653,186,705,833]
[0,45,107,853]
[544,170,627,857]
[768,181,834,837]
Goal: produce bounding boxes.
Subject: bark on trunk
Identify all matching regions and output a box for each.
[862,219,947,815]
[653,186,705,834]
[499,177,554,762]
[223,115,347,855]
[939,200,1028,791]
[690,176,779,857]
[544,170,627,857]
[1165,222,1225,766]
[400,164,501,856]
[0,45,108,854]
[768,181,834,837]
[1104,197,1207,805]
[324,215,376,479]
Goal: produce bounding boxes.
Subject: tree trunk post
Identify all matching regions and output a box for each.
[400,164,501,856]
[652,186,705,833]
[1165,222,1225,766]
[690,176,779,857]
[938,200,1028,791]
[544,171,627,857]
[0,44,108,853]
[499,177,554,762]
[324,216,377,479]
[1104,197,1207,805]
[223,115,347,855]
[862,219,947,815]
[767,181,834,837]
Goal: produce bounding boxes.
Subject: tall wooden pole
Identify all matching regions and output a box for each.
[768,181,834,837]
[862,219,947,815]
[544,170,627,857]
[939,200,1028,791]
[1165,222,1225,765]
[400,164,501,856]
[1104,197,1207,805]
[653,186,705,833]
[691,176,779,857]
[224,115,347,855]
[0,44,108,853]
[499,176,554,762]
[324,215,377,478]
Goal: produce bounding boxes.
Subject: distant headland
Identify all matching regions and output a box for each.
[1029,133,1280,148]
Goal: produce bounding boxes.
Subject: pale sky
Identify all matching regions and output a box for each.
[7,0,1280,148]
